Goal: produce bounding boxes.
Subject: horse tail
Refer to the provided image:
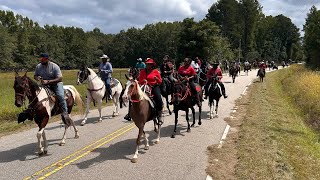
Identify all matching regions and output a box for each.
[67,85,84,115]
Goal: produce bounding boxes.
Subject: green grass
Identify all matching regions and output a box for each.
[234,67,320,179]
[0,69,128,136]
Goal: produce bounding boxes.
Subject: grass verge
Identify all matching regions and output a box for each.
[206,66,320,179]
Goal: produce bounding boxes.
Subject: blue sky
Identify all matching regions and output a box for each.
[0,0,319,34]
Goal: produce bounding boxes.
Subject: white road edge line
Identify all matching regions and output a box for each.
[218,124,230,149]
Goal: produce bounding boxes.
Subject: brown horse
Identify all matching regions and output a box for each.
[14,72,84,155]
[171,80,202,138]
[258,68,265,82]
[122,78,161,163]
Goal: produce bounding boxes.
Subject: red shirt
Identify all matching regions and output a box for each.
[259,63,267,69]
[139,69,162,86]
[178,65,196,77]
[206,67,223,82]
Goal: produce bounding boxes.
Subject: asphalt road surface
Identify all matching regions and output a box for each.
[0,67,278,180]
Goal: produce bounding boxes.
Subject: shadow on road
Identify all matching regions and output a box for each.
[0,139,61,163]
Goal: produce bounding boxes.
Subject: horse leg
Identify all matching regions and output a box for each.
[155,123,161,144]
[185,108,191,132]
[112,93,119,117]
[198,105,202,125]
[81,97,91,126]
[37,128,45,156]
[131,128,143,163]
[69,114,79,139]
[59,125,68,146]
[209,100,213,119]
[171,109,178,138]
[42,130,48,155]
[97,99,103,122]
[143,131,149,150]
[165,95,172,115]
[215,99,219,118]
[191,107,196,127]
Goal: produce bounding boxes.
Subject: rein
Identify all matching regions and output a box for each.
[173,83,191,102]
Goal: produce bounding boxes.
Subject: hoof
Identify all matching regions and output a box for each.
[75,135,80,139]
[38,151,45,156]
[171,134,175,138]
[154,140,159,144]
[98,120,102,123]
[191,124,195,127]
[44,150,48,155]
[209,116,213,119]
[169,111,172,115]
[80,122,85,126]
[131,158,138,163]
[187,129,191,132]
[59,142,65,146]
[144,146,149,150]
[198,121,202,125]
[215,114,219,118]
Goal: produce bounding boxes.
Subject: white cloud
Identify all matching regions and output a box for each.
[0,0,319,34]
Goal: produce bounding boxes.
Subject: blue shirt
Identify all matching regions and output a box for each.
[34,61,62,83]
[135,62,146,69]
[99,62,113,79]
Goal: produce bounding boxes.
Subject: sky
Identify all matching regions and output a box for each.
[0,0,319,35]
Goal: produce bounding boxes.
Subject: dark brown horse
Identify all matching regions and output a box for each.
[122,78,161,163]
[14,72,84,155]
[258,68,265,82]
[229,65,238,83]
[207,75,222,119]
[171,80,202,138]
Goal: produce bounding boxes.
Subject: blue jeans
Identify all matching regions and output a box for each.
[105,78,112,96]
[50,82,68,113]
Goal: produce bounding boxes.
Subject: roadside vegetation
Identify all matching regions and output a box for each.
[0,69,128,137]
[207,65,320,179]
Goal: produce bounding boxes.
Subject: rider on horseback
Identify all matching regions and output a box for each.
[160,55,175,85]
[34,53,71,122]
[204,62,228,99]
[177,58,201,107]
[257,60,267,76]
[98,54,113,100]
[139,58,164,124]
[136,57,146,70]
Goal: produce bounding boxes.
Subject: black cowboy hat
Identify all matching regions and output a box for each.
[212,62,219,66]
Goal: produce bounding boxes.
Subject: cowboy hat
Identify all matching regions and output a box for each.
[145,58,157,66]
[100,54,109,59]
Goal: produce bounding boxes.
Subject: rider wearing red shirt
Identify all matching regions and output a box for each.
[257,61,267,76]
[178,58,201,107]
[138,58,163,124]
[204,62,228,99]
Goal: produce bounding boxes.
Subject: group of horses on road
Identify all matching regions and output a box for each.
[13,60,274,162]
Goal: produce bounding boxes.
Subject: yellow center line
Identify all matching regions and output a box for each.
[24,123,135,180]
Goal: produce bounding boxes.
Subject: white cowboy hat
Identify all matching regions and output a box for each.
[137,58,142,61]
[100,54,109,59]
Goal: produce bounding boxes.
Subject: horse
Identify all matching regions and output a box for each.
[76,67,123,126]
[229,65,238,83]
[244,63,251,76]
[222,60,229,74]
[258,68,265,82]
[171,79,202,138]
[252,61,258,70]
[199,60,210,88]
[14,72,84,155]
[122,78,161,163]
[160,76,173,115]
[207,75,222,119]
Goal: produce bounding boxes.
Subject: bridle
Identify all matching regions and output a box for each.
[172,82,191,102]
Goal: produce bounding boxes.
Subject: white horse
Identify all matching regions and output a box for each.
[77,67,123,125]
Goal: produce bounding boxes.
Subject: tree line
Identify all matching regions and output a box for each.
[0,0,318,71]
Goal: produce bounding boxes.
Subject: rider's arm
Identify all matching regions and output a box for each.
[138,70,147,85]
[217,69,223,79]
[206,69,212,79]
[155,70,162,85]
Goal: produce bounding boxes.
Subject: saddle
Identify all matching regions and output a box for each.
[43,86,71,116]
[110,78,120,88]
[140,84,158,120]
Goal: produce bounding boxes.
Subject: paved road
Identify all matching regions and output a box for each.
[0,68,276,180]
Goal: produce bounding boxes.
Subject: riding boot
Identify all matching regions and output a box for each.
[157,110,163,125]
[61,111,72,127]
[220,84,228,99]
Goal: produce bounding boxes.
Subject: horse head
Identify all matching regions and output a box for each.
[77,66,90,85]
[13,72,36,107]
[172,81,189,105]
[128,67,139,80]
[122,78,147,103]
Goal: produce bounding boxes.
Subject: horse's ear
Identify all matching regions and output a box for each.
[23,72,28,77]
[125,74,129,80]
[15,70,19,77]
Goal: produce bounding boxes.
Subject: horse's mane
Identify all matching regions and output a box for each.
[26,76,40,91]
[134,80,152,102]
[86,68,97,76]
